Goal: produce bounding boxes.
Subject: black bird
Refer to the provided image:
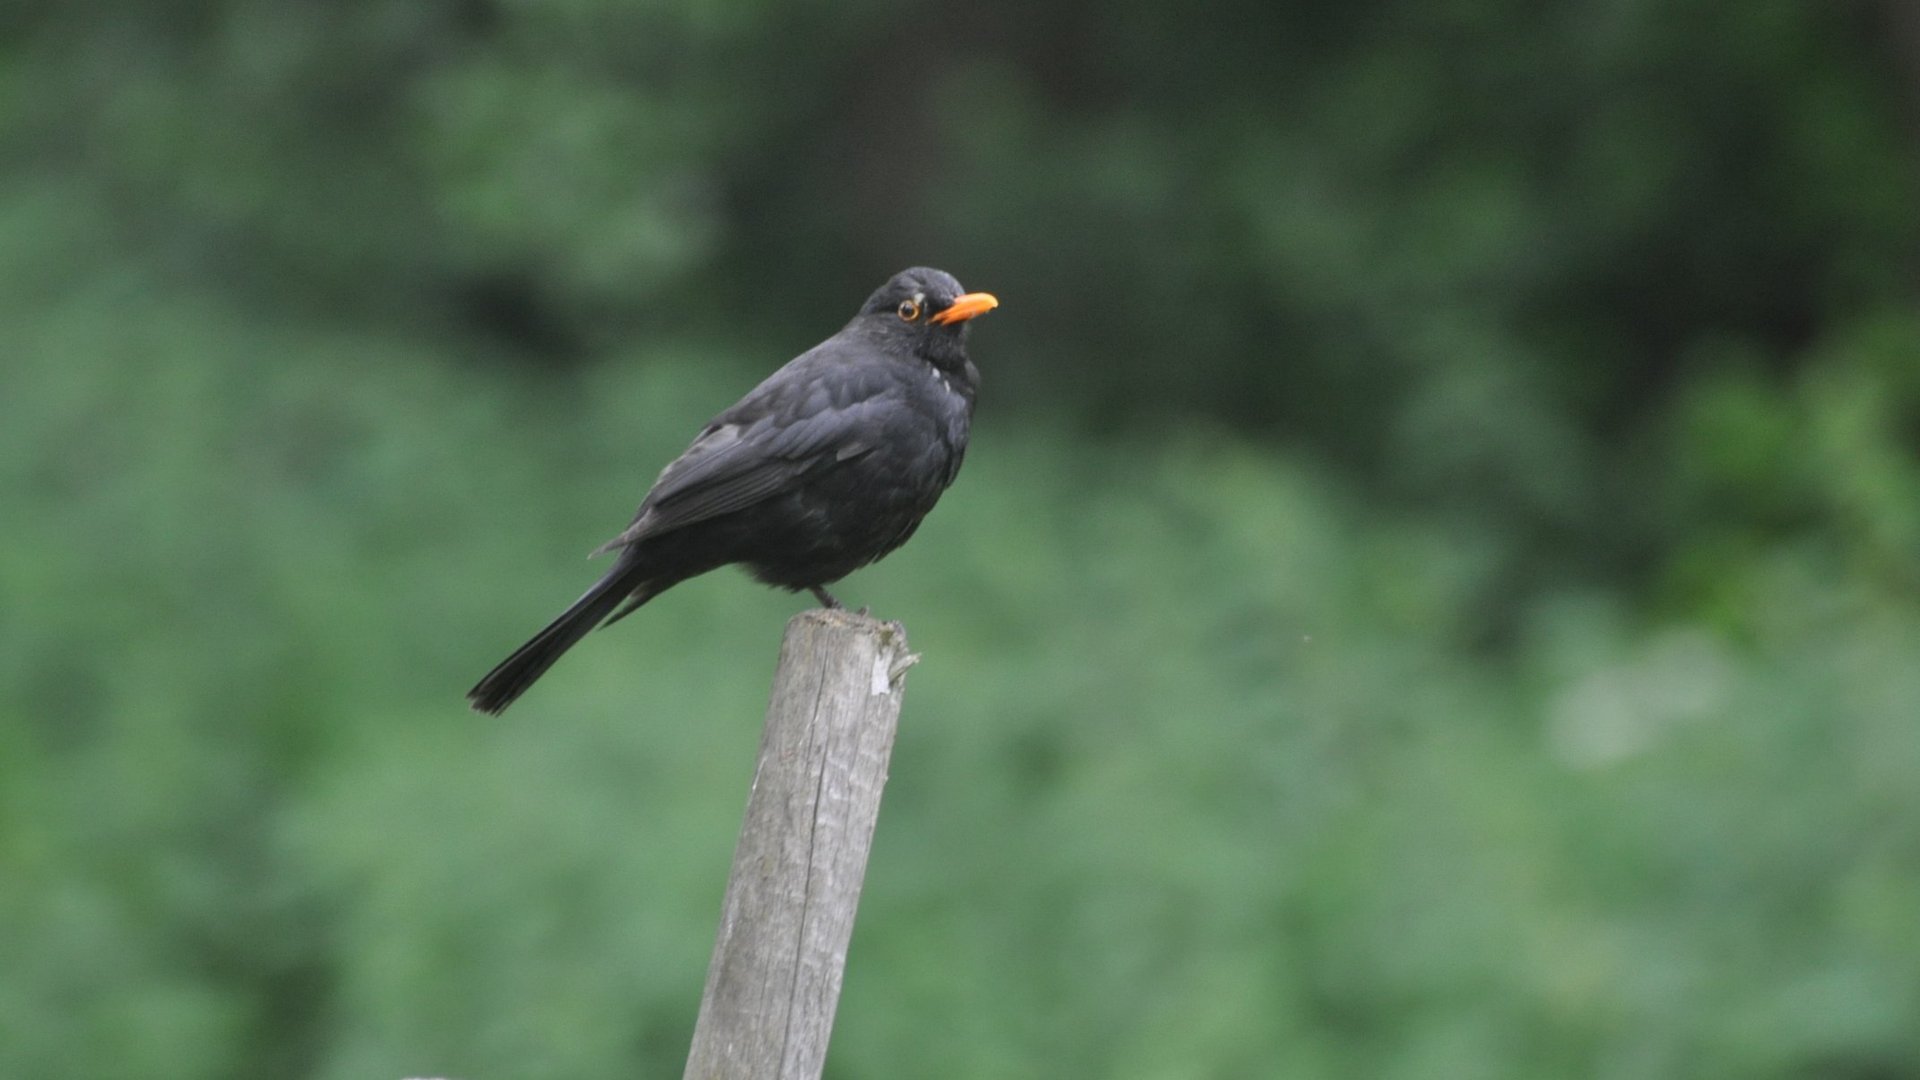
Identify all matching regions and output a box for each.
[467,267,998,714]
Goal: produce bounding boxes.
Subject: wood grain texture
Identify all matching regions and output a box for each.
[682,609,917,1080]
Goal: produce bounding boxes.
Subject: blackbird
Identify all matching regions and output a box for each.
[467,267,997,714]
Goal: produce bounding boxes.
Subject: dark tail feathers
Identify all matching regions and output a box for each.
[467,564,654,715]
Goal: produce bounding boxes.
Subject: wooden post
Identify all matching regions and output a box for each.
[682,609,918,1080]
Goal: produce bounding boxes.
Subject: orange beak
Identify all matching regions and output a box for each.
[930,292,999,325]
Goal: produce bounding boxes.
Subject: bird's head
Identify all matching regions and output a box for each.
[857,267,998,365]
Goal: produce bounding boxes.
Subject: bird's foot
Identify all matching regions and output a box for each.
[810,586,843,610]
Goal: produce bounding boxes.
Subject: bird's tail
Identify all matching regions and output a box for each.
[467,561,656,715]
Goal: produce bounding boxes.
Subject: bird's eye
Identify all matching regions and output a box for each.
[897,299,921,322]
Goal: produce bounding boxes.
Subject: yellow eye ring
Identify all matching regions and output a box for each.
[897,299,921,322]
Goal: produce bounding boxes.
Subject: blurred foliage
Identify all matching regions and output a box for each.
[3,2,1920,1078]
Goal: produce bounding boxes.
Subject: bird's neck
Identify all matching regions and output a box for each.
[919,340,979,399]
[917,332,971,374]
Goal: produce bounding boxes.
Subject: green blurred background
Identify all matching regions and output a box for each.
[4,3,1920,1078]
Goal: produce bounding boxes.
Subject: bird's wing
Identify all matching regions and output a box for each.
[594,366,890,551]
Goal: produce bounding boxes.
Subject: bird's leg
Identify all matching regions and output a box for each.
[810,586,843,609]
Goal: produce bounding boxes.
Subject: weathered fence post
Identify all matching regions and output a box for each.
[682,608,917,1080]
